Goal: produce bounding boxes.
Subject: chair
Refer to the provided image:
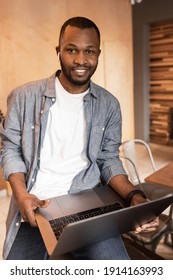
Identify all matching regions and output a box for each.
[0,169,11,196]
[121,139,173,200]
[120,139,173,252]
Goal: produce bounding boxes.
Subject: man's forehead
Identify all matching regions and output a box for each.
[60,25,100,46]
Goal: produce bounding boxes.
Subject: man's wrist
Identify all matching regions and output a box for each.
[125,189,146,207]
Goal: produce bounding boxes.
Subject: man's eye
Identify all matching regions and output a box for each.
[86,50,94,54]
[67,48,76,53]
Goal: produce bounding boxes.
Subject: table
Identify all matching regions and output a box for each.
[145,161,173,190]
[145,161,173,216]
[145,162,173,247]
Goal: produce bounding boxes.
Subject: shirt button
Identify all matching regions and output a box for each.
[16,222,20,227]
[31,178,35,182]
[31,125,35,129]
[102,127,105,131]
[52,98,55,102]
[40,110,44,114]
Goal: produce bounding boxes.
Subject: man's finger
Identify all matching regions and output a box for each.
[24,209,37,227]
[33,198,51,209]
[41,199,51,208]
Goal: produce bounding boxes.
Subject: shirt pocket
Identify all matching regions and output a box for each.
[89,124,105,160]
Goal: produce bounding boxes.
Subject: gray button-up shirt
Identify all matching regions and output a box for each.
[0,71,126,259]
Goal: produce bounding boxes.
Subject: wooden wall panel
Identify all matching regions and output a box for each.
[149,19,173,145]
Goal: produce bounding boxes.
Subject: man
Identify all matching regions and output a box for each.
[0,17,158,260]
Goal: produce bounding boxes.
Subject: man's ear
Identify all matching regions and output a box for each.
[98,49,101,57]
[55,46,60,55]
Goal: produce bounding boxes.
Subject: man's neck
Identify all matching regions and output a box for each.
[58,72,90,94]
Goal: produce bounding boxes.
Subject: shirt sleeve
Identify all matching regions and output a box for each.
[96,96,127,184]
[0,90,27,180]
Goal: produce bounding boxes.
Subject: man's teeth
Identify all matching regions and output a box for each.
[75,69,86,73]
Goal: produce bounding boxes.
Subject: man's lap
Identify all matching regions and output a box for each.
[7,222,130,260]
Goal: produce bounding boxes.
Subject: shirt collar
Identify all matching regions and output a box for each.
[44,70,100,100]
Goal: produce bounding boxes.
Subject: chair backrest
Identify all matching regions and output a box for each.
[121,139,156,185]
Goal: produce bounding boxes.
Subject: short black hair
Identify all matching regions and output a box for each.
[59,16,100,45]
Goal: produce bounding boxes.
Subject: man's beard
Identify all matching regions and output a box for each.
[60,58,97,86]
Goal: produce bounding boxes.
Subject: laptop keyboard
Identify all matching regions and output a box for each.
[49,202,123,241]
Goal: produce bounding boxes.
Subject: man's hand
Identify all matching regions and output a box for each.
[130,193,159,233]
[134,217,159,233]
[109,175,160,234]
[18,193,50,227]
[8,172,50,227]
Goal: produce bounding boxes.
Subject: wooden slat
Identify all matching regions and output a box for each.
[150,38,173,46]
[150,94,173,100]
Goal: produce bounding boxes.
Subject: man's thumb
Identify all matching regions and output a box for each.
[39,199,51,208]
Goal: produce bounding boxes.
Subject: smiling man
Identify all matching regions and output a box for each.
[0,17,158,260]
[56,22,101,91]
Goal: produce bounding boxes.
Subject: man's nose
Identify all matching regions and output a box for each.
[74,52,87,64]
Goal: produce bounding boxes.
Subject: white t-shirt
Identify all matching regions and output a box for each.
[30,78,89,199]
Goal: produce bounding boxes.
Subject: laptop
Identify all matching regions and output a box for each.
[35,185,173,259]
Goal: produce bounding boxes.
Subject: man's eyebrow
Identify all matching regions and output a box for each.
[65,43,76,47]
[65,43,98,49]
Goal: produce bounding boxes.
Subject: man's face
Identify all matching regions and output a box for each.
[58,26,101,92]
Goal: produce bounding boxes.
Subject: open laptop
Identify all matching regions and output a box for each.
[35,185,173,259]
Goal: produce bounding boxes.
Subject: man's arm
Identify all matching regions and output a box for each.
[8,172,50,227]
[109,174,146,205]
[109,174,159,232]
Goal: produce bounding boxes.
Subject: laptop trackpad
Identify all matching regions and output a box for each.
[38,189,104,220]
[57,189,104,216]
